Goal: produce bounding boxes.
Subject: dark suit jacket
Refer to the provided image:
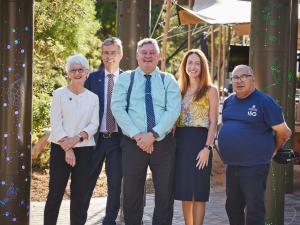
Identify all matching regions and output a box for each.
[84,69,123,140]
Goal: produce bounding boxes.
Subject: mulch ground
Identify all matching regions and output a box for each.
[31,149,226,201]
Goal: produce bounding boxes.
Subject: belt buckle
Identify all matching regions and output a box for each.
[102,133,111,138]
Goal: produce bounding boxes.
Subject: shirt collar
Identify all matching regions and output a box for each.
[105,69,120,78]
[136,67,160,77]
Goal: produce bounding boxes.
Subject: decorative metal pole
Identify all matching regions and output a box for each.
[0,0,33,224]
[249,0,295,224]
[117,0,151,70]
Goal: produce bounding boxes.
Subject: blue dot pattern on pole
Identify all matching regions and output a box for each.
[0,2,32,224]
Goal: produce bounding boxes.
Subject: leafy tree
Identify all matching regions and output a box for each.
[95,2,117,38]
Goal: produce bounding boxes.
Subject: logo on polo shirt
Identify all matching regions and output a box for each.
[247,105,257,117]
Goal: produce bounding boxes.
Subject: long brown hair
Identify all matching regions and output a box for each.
[178,49,212,101]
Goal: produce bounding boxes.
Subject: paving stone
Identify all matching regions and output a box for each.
[31,191,300,225]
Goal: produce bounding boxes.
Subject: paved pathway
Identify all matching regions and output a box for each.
[31,190,300,225]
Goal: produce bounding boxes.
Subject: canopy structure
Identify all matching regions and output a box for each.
[177,0,300,48]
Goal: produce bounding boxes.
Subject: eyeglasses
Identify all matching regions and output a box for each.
[102,50,120,56]
[139,50,157,56]
[231,74,252,82]
[69,68,86,74]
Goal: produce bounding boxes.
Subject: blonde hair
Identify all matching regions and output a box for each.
[178,49,211,100]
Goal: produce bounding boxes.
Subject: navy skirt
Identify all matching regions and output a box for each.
[174,127,212,201]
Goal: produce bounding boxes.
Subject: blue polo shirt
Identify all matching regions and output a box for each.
[218,89,284,166]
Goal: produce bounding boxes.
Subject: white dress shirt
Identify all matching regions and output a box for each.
[48,86,99,147]
[99,69,120,133]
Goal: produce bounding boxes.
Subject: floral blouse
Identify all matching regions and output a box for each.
[176,91,209,128]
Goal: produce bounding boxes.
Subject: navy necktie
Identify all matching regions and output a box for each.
[145,74,155,132]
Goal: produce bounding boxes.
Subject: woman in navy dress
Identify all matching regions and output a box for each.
[175,49,219,225]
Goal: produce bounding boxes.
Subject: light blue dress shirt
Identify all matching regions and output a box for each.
[111,67,181,141]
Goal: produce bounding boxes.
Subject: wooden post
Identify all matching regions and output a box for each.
[210,25,215,81]
[285,0,298,194]
[217,26,222,95]
[117,0,151,70]
[187,0,193,50]
[117,1,151,222]
[221,25,227,99]
[250,0,296,223]
[161,0,172,71]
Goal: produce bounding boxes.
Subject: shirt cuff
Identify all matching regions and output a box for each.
[49,130,68,143]
[152,127,164,139]
[128,127,141,139]
[82,128,92,140]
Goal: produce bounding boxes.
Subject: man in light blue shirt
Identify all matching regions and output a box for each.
[111,38,181,225]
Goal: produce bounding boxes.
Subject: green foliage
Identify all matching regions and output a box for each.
[150,4,162,38]
[33,0,101,167]
[32,144,51,169]
[95,2,117,38]
[157,6,187,77]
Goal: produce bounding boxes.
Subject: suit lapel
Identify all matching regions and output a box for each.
[98,70,105,112]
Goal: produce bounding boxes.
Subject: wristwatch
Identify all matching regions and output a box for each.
[150,129,159,139]
[77,134,84,142]
[204,144,213,151]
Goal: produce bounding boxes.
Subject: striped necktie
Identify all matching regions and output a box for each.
[106,74,116,132]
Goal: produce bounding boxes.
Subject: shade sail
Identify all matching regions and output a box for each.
[177,0,250,27]
[177,0,299,45]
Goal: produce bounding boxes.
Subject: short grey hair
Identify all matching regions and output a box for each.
[102,37,123,53]
[65,54,89,73]
[137,38,160,53]
[232,64,254,76]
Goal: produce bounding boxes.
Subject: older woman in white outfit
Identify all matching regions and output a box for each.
[44,54,99,225]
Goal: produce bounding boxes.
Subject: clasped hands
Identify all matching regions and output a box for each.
[133,132,156,154]
[58,136,79,167]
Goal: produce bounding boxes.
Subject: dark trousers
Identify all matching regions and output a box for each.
[44,143,92,225]
[84,133,122,225]
[121,133,176,225]
[225,164,270,225]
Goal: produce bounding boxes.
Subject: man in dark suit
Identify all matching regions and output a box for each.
[84,37,123,225]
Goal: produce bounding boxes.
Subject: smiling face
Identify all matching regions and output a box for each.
[185,53,201,80]
[232,66,255,99]
[136,43,160,74]
[101,43,123,73]
[68,63,88,85]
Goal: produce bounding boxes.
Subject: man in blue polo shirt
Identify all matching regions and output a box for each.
[218,65,291,225]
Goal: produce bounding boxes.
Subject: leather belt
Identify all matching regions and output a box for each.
[99,132,119,139]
